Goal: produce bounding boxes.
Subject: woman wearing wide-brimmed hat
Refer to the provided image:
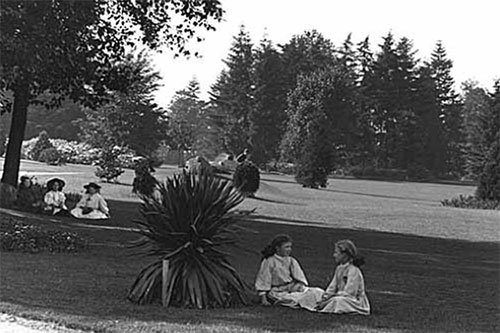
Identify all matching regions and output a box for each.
[44,178,69,216]
[70,182,110,219]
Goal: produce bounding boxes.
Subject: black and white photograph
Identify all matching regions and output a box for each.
[0,0,499,332]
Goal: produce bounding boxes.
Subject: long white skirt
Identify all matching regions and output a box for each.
[318,294,370,315]
[71,207,109,220]
[268,287,324,311]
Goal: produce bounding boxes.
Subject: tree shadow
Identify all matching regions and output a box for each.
[247,195,297,205]
[1,198,499,333]
[321,188,437,203]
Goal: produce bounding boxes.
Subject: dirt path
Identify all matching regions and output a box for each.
[0,314,85,333]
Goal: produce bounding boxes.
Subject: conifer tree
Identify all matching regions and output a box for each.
[209,26,255,155]
[427,41,464,177]
[248,36,287,167]
[167,79,205,158]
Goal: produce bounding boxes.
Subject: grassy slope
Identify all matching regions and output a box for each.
[1,159,499,332]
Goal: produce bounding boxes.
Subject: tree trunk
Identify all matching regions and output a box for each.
[1,83,30,186]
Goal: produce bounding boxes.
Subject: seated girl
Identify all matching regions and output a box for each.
[16,175,44,213]
[255,234,324,311]
[71,182,110,219]
[44,178,69,216]
[315,239,370,315]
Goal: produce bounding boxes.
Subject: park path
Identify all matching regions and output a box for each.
[0,314,85,333]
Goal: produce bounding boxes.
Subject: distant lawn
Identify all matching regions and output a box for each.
[1,159,499,332]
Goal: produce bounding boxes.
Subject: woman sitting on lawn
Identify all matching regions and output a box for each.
[315,239,370,315]
[44,178,69,216]
[71,182,110,219]
[15,175,44,213]
[255,234,324,311]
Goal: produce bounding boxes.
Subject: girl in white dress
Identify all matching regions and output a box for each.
[44,178,69,216]
[71,182,110,219]
[315,240,370,315]
[255,234,324,310]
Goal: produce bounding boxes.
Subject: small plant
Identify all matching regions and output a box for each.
[38,147,63,165]
[132,158,158,197]
[441,195,499,210]
[295,153,329,189]
[233,161,260,197]
[128,171,251,308]
[0,218,88,253]
[95,147,125,182]
[31,130,55,161]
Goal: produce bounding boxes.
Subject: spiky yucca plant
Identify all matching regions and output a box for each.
[128,171,251,308]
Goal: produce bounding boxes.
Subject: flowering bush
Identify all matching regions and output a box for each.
[0,218,88,253]
[21,137,38,159]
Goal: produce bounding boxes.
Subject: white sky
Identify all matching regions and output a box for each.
[151,0,500,108]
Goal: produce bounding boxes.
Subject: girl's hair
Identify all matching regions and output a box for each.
[335,239,365,267]
[261,234,292,259]
[19,176,32,189]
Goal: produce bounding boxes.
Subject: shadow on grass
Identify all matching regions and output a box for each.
[321,188,437,203]
[247,196,297,205]
[0,198,499,333]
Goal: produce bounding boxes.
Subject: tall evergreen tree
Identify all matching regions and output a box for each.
[427,41,464,177]
[208,26,255,155]
[248,36,287,167]
[352,36,377,168]
[364,33,418,169]
[167,79,205,157]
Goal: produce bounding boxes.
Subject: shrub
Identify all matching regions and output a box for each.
[51,139,97,165]
[476,139,500,201]
[38,147,63,165]
[95,148,125,182]
[31,131,55,161]
[295,152,329,189]
[441,195,499,210]
[21,137,38,159]
[0,218,88,253]
[128,171,250,308]
[233,161,260,196]
[265,160,296,175]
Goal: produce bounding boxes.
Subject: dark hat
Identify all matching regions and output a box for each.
[20,175,31,182]
[47,178,65,190]
[83,182,101,190]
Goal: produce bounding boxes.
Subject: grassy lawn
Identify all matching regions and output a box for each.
[1,159,499,332]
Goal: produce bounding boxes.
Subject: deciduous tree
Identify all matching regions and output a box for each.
[0,0,223,186]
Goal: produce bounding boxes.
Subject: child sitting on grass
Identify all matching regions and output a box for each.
[15,176,44,213]
[315,239,370,315]
[255,234,324,311]
[71,182,110,219]
[44,178,69,216]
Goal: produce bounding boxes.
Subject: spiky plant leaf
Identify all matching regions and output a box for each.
[128,171,251,308]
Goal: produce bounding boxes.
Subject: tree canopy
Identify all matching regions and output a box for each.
[0,0,223,186]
